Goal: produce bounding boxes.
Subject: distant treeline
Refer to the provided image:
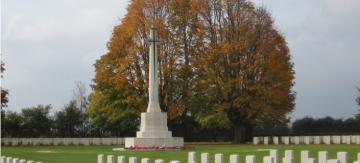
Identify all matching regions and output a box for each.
[253,116,360,137]
[2,103,360,140]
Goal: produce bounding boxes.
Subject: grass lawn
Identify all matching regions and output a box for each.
[1,143,360,163]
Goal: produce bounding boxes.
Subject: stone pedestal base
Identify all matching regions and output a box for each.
[125,137,183,148]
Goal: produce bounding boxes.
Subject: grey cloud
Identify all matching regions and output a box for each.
[3,0,360,120]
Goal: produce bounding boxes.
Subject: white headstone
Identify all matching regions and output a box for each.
[155,159,165,163]
[307,158,316,163]
[245,155,256,163]
[319,151,328,163]
[326,159,339,163]
[289,137,295,144]
[129,157,137,163]
[282,157,293,163]
[214,153,223,163]
[253,137,259,145]
[229,154,239,163]
[12,158,19,163]
[117,156,125,163]
[19,160,26,163]
[270,150,278,163]
[304,136,311,145]
[188,152,196,163]
[294,136,300,145]
[0,157,5,163]
[336,136,341,144]
[285,150,293,160]
[345,136,351,144]
[26,161,34,163]
[155,159,164,163]
[107,155,115,163]
[273,137,279,145]
[284,137,290,145]
[263,156,274,163]
[98,154,105,163]
[357,153,360,161]
[301,150,310,163]
[341,136,346,144]
[350,136,357,144]
[331,136,338,144]
[6,157,12,163]
[141,158,150,163]
[337,152,347,163]
[201,153,209,163]
[170,161,180,163]
[264,137,269,145]
[323,136,331,144]
[314,136,321,144]
[299,136,304,144]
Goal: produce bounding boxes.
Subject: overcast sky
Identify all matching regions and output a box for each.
[2,0,360,120]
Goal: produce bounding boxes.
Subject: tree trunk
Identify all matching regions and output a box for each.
[233,125,253,144]
[233,126,246,143]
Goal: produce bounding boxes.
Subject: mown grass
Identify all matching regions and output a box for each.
[1,144,359,163]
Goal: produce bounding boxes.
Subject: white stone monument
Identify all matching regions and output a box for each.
[125,25,184,148]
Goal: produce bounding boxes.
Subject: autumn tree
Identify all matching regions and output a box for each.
[89,0,204,136]
[194,0,295,143]
[89,0,295,142]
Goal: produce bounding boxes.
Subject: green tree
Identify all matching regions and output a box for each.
[21,105,53,137]
[1,111,23,137]
[54,100,83,137]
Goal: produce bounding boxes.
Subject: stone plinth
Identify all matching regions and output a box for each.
[136,112,171,138]
[125,111,184,148]
[125,137,183,148]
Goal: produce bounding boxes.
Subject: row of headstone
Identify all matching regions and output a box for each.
[97,154,180,163]
[0,156,42,163]
[98,151,360,163]
[253,135,360,145]
[267,150,360,163]
[1,138,125,146]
